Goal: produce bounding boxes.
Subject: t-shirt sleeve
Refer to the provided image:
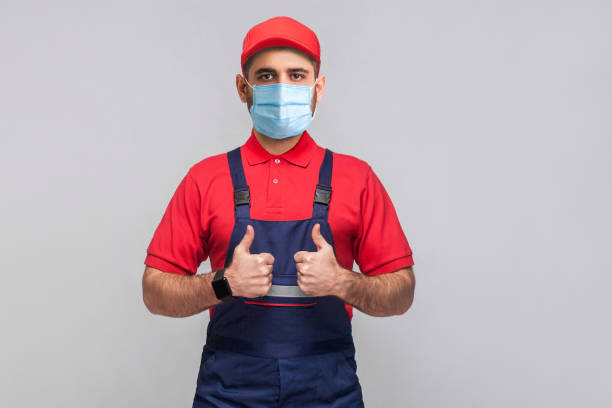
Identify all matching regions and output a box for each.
[144,170,208,275]
[353,165,414,276]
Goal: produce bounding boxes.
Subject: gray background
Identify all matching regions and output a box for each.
[1,0,610,407]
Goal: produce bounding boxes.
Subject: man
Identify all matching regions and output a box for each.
[142,16,416,407]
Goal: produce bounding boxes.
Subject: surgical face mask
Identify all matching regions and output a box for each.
[244,76,318,139]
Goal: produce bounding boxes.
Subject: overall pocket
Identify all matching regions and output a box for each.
[199,345,217,372]
[198,347,245,389]
[244,300,322,343]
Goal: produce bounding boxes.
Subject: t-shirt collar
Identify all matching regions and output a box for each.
[242,128,318,168]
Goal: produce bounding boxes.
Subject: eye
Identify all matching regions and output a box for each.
[291,73,305,80]
[258,73,273,81]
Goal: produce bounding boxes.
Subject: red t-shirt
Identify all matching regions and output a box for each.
[144,129,414,321]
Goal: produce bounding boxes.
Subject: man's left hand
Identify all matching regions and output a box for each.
[294,223,343,297]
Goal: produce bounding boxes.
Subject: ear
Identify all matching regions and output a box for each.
[314,74,326,103]
[236,74,248,103]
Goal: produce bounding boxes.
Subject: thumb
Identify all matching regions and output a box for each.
[311,223,328,251]
[238,224,255,253]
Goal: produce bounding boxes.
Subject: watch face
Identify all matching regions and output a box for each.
[212,277,232,299]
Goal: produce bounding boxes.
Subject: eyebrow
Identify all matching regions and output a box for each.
[254,67,310,75]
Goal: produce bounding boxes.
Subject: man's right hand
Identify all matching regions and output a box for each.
[224,224,274,298]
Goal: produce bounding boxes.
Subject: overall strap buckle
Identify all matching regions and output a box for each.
[314,183,332,206]
[234,185,250,207]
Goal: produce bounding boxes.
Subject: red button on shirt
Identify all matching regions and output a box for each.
[144,129,414,321]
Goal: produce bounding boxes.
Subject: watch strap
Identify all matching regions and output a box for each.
[214,267,226,281]
[212,267,233,301]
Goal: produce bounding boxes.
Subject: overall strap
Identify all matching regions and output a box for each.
[312,148,333,218]
[227,147,251,218]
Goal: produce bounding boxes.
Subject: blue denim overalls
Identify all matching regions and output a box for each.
[192,146,365,407]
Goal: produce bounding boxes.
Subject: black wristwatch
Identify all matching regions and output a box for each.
[212,267,233,302]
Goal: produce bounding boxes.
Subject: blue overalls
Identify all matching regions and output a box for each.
[192,146,365,407]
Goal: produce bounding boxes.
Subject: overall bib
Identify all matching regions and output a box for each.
[192,146,365,408]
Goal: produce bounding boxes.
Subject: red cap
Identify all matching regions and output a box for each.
[241,16,321,77]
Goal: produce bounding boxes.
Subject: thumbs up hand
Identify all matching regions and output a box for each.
[293,223,343,297]
[225,224,274,298]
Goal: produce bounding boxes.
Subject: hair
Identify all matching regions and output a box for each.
[243,46,319,81]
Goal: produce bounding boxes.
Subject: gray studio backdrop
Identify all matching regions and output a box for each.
[1,1,610,407]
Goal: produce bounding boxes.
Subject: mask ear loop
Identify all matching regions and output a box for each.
[243,75,256,117]
[243,75,254,89]
[311,76,319,120]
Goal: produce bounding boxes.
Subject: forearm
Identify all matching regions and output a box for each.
[334,266,415,317]
[142,267,222,318]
